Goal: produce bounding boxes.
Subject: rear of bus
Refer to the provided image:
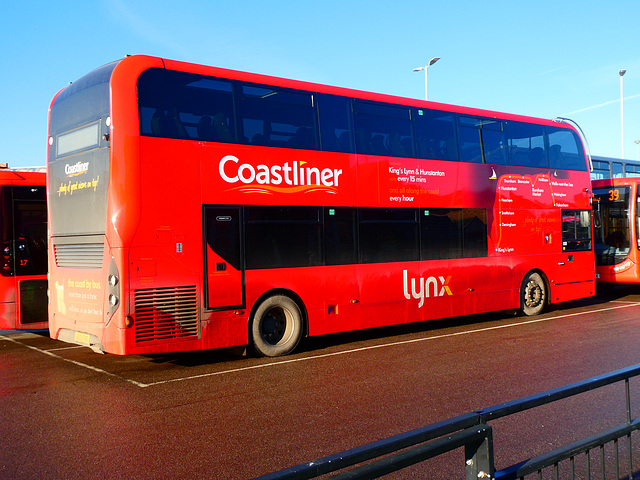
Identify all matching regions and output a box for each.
[0,170,47,330]
[47,61,115,349]
[48,57,196,354]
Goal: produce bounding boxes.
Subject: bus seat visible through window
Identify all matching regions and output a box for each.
[198,116,215,141]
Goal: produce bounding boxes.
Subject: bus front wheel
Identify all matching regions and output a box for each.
[251,295,303,357]
[521,272,546,316]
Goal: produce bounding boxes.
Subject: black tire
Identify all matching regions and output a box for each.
[521,272,546,316]
[251,295,303,357]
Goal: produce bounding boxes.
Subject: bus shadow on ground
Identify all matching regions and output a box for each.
[294,288,629,356]
[595,283,640,300]
[143,291,622,368]
[0,328,48,336]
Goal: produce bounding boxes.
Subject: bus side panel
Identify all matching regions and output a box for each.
[357,264,422,331]
[547,249,596,303]
[0,302,16,329]
[309,259,517,338]
[200,311,248,350]
[245,266,359,337]
[0,271,16,329]
[465,260,518,314]
[307,265,360,336]
[549,279,595,304]
[357,154,462,209]
[119,139,204,354]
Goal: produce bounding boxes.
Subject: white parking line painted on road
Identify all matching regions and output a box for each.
[0,334,147,388]
[2,302,639,388]
[47,345,88,352]
[142,302,640,387]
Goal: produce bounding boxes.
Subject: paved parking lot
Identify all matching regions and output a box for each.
[2,290,640,479]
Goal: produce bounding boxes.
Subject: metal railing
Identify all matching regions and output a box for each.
[254,364,640,479]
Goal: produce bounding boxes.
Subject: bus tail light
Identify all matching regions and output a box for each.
[125,315,134,328]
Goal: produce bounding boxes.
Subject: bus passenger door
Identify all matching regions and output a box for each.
[204,206,244,309]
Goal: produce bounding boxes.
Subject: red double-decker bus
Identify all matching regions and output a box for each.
[47,55,594,356]
[593,177,640,284]
[0,168,47,330]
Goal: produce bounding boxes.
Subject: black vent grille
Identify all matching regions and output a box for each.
[134,286,199,343]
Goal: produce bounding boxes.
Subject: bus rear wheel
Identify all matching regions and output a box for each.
[521,272,546,316]
[251,295,303,357]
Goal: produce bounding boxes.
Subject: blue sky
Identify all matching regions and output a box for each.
[3,1,640,167]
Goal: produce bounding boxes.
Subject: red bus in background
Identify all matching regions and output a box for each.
[593,177,640,284]
[47,55,594,357]
[0,168,47,330]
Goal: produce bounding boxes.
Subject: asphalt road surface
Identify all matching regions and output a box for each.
[1,288,640,479]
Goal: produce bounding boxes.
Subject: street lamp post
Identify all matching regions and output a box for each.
[413,57,441,101]
[635,140,640,161]
[620,69,627,158]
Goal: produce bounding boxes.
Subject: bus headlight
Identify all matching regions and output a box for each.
[613,259,633,274]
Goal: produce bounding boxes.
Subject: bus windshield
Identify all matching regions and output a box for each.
[593,186,631,266]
